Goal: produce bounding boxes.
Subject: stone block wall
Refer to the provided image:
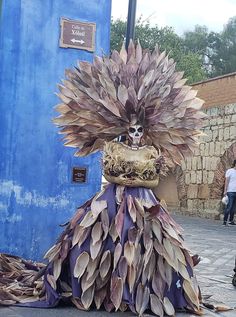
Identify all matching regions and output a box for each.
[157,73,236,217]
[180,103,236,217]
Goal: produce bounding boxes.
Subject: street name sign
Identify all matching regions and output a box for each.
[60,17,96,52]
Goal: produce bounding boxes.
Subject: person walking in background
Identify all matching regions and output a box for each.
[223,159,236,225]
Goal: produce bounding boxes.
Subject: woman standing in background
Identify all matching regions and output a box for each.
[223,159,236,225]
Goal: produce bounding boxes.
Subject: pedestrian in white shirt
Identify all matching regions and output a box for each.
[223,159,236,225]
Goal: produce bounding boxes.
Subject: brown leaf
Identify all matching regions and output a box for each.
[110,275,123,310]
[115,185,125,204]
[135,283,143,314]
[86,256,100,280]
[141,264,148,286]
[127,264,136,292]
[46,274,57,290]
[18,296,40,303]
[0,299,17,305]
[119,42,127,64]
[118,256,128,282]
[77,227,91,248]
[53,258,62,281]
[119,301,128,312]
[91,222,103,245]
[91,199,107,217]
[90,239,102,260]
[99,250,111,279]
[152,220,162,243]
[94,287,107,309]
[135,39,142,64]
[54,103,71,114]
[104,298,115,312]
[127,195,137,222]
[74,252,90,278]
[81,270,99,292]
[128,227,139,244]
[124,241,135,266]
[163,297,175,316]
[43,243,61,261]
[183,279,199,309]
[164,262,173,289]
[178,262,191,281]
[140,286,150,315]
[100,208,109,240]
[150,294,164,317]
[172,244,186,265]
[115,200,125,239]
[163,238,175,260]
[72,225,84,247]
[215,305,233,312]
[134,197,145,216]
[109,218,119,242]
[143,240,153,268]
[70,208,85,229]
[71,298,86,310]
[117,84,128,106]
[152,270,165,298]
[60,239,71,261]
[80,211,98,228]
[147,253,156,281]
[157,255,166,281]
[81,284,95,309]
[113,243,122,271]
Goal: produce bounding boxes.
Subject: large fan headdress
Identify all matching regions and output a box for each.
[53,41,205,166]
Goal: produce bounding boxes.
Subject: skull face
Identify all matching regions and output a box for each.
[128,125,144,146]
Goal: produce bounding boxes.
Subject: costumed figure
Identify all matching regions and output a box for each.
[0,41,206,316]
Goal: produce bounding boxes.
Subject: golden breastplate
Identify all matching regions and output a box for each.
[103,141,160,188]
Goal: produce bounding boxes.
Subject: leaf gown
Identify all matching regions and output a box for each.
[0,182,201,316]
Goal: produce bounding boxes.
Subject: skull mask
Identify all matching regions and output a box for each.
[128,125,144,146]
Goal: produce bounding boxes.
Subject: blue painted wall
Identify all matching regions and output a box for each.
[0,0,111,260]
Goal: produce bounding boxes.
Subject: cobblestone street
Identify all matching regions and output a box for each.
[0,214,236,317]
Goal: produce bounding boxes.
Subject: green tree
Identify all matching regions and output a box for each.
[182,25,212,74]
[182,17,236,77]
[209,16,236,76]
[110,18,126,51]
[110,18,207,84]
[183,25,209,56]
[176,52,207,83]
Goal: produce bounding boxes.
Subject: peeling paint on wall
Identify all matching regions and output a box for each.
[0,180,70,210]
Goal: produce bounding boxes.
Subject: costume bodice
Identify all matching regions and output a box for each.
[103,141,160,188]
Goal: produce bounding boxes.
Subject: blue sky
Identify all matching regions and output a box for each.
[111,0,236,35]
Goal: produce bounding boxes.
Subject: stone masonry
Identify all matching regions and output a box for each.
[176,73,236,218]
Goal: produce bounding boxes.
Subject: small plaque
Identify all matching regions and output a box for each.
[72,167,87,183]
[60,17,96,52]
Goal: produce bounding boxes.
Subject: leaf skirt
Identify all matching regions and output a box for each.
[0,183,201,316]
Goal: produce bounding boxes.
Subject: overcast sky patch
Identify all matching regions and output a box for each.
[111,0,236,35]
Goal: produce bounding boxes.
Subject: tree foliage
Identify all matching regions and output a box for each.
[210,17,236,76]
[110,16,236,83]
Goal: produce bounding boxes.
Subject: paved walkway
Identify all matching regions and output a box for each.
[0,214,236,317]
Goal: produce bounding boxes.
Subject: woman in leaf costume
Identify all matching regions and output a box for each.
[0,42,205,316]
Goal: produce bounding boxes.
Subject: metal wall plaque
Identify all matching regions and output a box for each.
[72,167,87,183]
[60,17,96,52]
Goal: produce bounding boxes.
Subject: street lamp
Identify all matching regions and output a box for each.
[125,0,137,50]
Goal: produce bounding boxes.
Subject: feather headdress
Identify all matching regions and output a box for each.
[53,41,205,166]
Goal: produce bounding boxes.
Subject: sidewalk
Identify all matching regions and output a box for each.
[0,214,236,317]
